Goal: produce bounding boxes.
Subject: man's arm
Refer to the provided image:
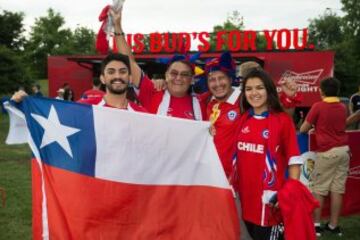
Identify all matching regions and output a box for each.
[111,8,142,88]
[288,165,301,180]
[346,110,360,126]
[299,120,312,133]
[348,95,355,114]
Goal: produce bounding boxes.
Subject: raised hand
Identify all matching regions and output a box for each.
[11,90,28,103]
[279,78,297,97]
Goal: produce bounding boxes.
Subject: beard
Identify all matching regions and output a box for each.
[106,78,130,95]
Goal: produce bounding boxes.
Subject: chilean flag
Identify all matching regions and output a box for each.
[5,97,239,240]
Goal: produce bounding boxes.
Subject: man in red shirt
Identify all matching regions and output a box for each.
[199,52,240,179]
[111,8,203,120]
[300,77,349,237]
[80,77,105,101]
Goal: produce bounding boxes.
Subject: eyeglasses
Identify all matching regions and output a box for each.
[168,71,192,79]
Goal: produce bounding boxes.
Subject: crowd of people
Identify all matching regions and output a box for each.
[8,5,360,240]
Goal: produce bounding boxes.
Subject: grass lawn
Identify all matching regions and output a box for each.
[0,115,31,240]
[0,84,359,239]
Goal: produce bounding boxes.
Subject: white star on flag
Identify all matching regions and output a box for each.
[31,105,80,158]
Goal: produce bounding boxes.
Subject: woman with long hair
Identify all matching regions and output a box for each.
[236,69,302,240]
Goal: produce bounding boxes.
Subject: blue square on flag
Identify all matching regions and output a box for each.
[22,97,96,176]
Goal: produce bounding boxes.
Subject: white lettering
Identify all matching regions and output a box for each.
[237,142,264,154]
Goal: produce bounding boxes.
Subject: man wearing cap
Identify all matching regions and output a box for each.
[55,88,65,100]
[198,52,251,240]
[199,52,241,179]
[111,8,204,120]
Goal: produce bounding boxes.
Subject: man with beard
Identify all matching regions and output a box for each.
[78,53,146,112]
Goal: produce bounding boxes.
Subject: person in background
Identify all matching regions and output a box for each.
[55,88,65,100]
[63,83,75,101]
[236,69,302,240]
[349,81,360,129]
[80,77,105,100]
[300,77,349,237]
[349,81,360,114]
[237,61,261,87]
[32,84,43,97]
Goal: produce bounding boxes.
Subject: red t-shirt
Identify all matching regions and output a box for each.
[78,96,147,112]
[200,88,241,178]
[137,74,205,120]
[306,101,348,152]
[236,111,300,226]
[81,89,105,100]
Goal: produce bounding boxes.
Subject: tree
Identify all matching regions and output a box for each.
[209,11,245,51]
[308,9,344,49]
[308,8,360,96]
[0,10,26,51]
[341,0,360,79]
[341,0,360,38]
[0,45,33,94]
[209,11,270,52]
[69,27,96,55]
[52,26,96,55]
[25,8,72,78]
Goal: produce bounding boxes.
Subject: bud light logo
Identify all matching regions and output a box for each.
[279,69,324,85]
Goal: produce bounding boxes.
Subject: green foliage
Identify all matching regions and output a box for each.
[209,11,272,52]
[0,10,26,51]
[0,45,33,94]
[341,0,360,38]
[308,10,344,49]
[308,7,360,96]
[256,33,273,51]
[25,8,71,78]
[69,27,96,55]
[0,115,32,240]
[209,11,244,51]
[25,8,96,79]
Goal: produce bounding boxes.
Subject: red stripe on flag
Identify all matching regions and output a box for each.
[32,159,44,240]
[38,164,239,239]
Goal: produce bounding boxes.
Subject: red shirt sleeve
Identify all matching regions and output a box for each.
[137,74,156,111]
[279,92,303,109]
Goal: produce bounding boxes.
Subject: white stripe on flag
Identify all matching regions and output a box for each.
[93,105,230,189]
[5,103,50,240]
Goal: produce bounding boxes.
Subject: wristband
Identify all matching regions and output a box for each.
[114,32,125,36]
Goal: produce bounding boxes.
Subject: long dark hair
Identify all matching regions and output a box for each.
[240,69,283,114]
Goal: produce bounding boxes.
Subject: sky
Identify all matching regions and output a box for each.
[1,0,344,35]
